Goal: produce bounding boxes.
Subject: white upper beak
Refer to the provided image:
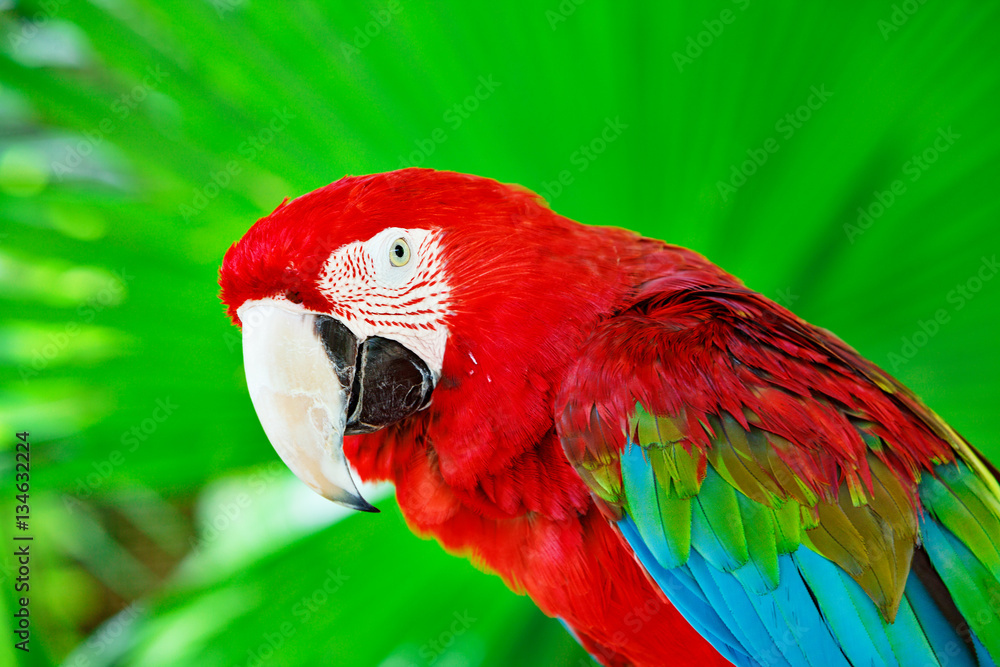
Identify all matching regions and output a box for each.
[237,299,376,511]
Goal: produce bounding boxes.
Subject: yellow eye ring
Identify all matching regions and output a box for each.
[389,238,410,267]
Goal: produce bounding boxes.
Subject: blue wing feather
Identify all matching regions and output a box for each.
[619,516,755,666]
[687,548,797,666]
[616,452,994,666]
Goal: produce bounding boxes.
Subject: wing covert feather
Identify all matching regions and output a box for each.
[556,286,1000,664]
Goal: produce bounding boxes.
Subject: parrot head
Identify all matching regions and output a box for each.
[219,168,627,512]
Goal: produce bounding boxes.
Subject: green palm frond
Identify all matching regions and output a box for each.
[0,1,997,665]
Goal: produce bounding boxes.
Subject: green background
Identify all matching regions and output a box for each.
[1,1,998,665]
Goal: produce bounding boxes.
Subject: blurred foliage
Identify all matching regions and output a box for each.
[0,0,998,666]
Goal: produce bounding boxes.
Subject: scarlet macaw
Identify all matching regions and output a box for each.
[219,169,1000,667]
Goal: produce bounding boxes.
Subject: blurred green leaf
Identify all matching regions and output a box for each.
[1,0,998,665]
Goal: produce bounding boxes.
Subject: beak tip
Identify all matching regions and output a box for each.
[345,494,380,513]
[320,487,380,513]
[340,496,380,514]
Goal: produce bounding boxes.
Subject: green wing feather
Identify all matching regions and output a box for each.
[622,403,923,622]
[920,461,1000,651]
[557,290,1000,660]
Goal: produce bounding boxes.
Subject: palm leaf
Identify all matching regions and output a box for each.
[0,1,997,665]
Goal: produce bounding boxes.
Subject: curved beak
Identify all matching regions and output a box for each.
[237,300,433,512]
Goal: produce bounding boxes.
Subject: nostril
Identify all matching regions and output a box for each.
[285,290,303,304]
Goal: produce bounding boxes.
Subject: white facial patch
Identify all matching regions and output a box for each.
[316,227,451,377]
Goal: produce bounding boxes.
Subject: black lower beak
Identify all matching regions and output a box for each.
[315,316,434,435]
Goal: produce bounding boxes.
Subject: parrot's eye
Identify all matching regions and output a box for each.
[389,238,410,267]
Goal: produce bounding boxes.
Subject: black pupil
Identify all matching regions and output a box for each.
[394,244,404,257]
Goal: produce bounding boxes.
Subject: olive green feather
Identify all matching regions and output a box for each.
[619,404,923,620]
